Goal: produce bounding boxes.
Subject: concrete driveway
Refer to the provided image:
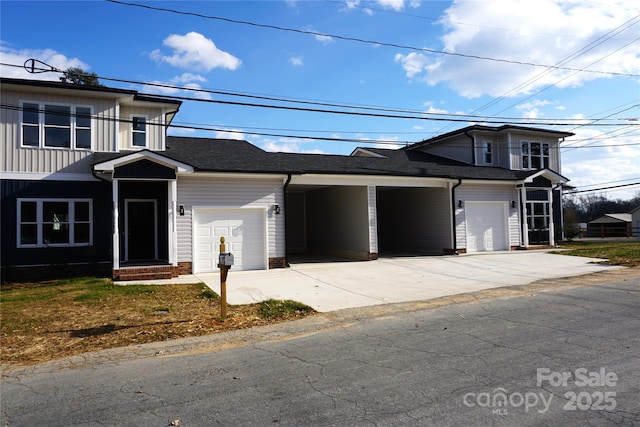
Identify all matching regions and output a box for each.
[175,251,621,312]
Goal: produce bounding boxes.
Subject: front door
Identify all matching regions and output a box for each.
[126,200,157,261]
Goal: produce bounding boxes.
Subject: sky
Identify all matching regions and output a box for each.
[1,0,639,200]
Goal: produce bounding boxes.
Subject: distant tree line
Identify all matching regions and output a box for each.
[564,192,640,224]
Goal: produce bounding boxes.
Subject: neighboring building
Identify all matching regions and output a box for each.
[631,206,640,237]
[586,213,633,237]
[1,78,573,281]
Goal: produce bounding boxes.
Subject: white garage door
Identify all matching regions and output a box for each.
[194,208,266,272]
[465,203,508,252]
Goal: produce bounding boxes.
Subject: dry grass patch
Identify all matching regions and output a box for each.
[1,278,314,366]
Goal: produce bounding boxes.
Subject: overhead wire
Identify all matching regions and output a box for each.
[104,0,639,78]
[3,102,639,150]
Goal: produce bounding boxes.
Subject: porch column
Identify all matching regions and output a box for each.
[520,186,529,247]
[169,179,178,266]
[367,185,379,257]
[547,188,555,246]
[112,178,120,270]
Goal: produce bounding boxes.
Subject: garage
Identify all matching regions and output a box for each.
[465,202,508,252]
[193,208,266,272]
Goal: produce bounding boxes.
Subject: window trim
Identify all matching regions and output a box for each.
[526,201,549,231]
[521,141,550,170]
[131,115,148,149]
[20,101,94,150]
[482,141,493,164]
[17,198,93,248]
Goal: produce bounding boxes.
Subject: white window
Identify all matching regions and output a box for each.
[483,141,493,164]
[526,201,549,231]
[132,116,147,148]
[17,199,93,247]
[20,102,93,150]
[522,142,549,169]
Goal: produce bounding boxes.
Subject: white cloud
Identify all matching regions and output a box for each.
[315,34,334,44]
[215,129,245,140]
[0,45,89,80]
[141,73,212,100]
[261,138,325,154]
[561,128,640,199]
[395,0,640,98]
[377,0,419,11]
[150,32,241,72]
[290,56,304,66]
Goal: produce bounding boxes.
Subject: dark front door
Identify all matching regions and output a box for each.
[126,200,157,261]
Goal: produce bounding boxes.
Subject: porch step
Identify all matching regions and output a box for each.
[114,265,178,281]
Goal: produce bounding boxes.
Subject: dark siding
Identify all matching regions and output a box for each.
[1,179,112,272]
[114,159,176,179]
[117,181,169,262]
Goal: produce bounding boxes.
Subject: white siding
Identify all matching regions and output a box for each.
[176,175,284,264]
[118,105,166,151]
[509,133,560,172]
[1,88,119,174]
[455,184,521,250]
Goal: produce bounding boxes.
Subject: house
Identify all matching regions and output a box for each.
[586,213,633,237]
[1,77,573,282]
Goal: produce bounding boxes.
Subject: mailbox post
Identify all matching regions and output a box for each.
[217,237,234,319]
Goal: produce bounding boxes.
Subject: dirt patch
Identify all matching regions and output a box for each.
[0,281,314,367]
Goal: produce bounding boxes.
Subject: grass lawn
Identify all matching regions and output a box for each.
[0,279,313,366]
[555,240,640,267]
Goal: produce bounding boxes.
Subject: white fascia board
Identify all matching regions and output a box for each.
[178,171,288,181]
[455,179,518,186]
[522,169,569,184]
[94,151,194,173]
[291,174,452,188]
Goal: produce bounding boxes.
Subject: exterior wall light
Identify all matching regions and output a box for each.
[179,205,185,216]
[511,200,517,208]
[274,204,281,214]
[458,200,464,208]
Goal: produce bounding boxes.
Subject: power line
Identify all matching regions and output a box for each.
[5,103,639,149]
[8,60,638,127]
[566,182,640,194]
[104,0,639,78]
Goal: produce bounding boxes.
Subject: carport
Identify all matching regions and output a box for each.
[285,174,455,262]
[286,184,373,261]
[376,186,452,255]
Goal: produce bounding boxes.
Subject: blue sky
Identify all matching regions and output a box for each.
[1,0,639,200]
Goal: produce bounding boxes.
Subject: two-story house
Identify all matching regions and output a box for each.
[1,77,572,282]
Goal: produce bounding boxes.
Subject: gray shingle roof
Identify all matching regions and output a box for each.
[93,136,545,182]
[161,136,523,180]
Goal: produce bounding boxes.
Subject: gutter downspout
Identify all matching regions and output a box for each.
[464,131,475,165]
[451,179,462,254]
[283,173,292,267]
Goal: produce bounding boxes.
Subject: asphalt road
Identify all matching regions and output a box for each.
[2,274,639,426]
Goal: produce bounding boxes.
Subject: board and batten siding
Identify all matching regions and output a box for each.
[455,184,521,250]
[176,175,285,263]
[118,105,166,151]
[1,89,118,174]
[508,133,561,172]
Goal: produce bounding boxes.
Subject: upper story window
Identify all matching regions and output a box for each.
[21,102,92,150]
[18,199,92,247]
[483,141,493,164]
[132,116,147,148]
[522,142,549,169]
